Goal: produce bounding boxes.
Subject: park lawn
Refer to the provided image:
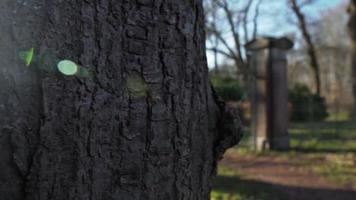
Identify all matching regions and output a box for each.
[211,167,288,200]
[289,121,356,188]
[211,120,356,200]
[289,121,356,152]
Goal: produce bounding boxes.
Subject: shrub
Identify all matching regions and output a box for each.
[289,84,328,122]
[210,75,243,102]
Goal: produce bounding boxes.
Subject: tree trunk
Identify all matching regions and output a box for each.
[348,0,356,117]
[0,0,242,200]
[290,0,321,96]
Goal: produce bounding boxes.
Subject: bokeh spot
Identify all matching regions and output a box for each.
[57,60,78,76]
[125,74,148,98]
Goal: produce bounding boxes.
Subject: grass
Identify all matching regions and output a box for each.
[313,153,356,188]
[289,121,356,152]
[211,120,356,199]
[211,167,287,200]
[326,112,350,121]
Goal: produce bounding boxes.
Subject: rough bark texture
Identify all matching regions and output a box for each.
[0,1,242,200]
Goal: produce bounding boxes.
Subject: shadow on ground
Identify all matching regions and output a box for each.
[290,147,356,153]
[213,175,356,200]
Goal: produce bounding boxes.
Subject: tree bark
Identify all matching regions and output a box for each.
[0,0,242,200]
[348,0,356,117]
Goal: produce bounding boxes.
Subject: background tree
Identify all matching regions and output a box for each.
[347,0,356,117]
[0,1,242,199]
[315,3,352,116]
[288,2,353,118]
[205,0,220,74]
[289,0,322,96]
[205,0,263,86]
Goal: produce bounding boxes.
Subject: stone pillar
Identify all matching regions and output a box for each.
[246,37,293,151]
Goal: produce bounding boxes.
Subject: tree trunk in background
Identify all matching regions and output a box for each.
[348,0,356,117]
[290,0,321,96]
[0,1,242,200]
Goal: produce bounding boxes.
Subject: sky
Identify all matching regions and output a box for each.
[206,0,348,68]
[258,0,347,36]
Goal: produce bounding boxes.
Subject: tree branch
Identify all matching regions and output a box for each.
[289,0,321,95]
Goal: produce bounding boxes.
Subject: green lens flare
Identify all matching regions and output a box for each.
[19,48,34,67]
[125,74,148,98]
[77,67,91,78]
[57,60,78,76]
[25,48,34,66]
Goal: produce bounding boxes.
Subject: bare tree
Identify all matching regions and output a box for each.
[289,0,322,96]
[205,0,220,74]
[312,4,353,115]
[315,4,350,48]
[347,0,356,116]
[205,0,263,85]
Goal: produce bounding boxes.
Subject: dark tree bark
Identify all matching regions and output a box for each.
[290,0,322,96]
[0,0,242,200]
[348,0,356,117]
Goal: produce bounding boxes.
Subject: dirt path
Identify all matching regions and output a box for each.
[220,149,356,200]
